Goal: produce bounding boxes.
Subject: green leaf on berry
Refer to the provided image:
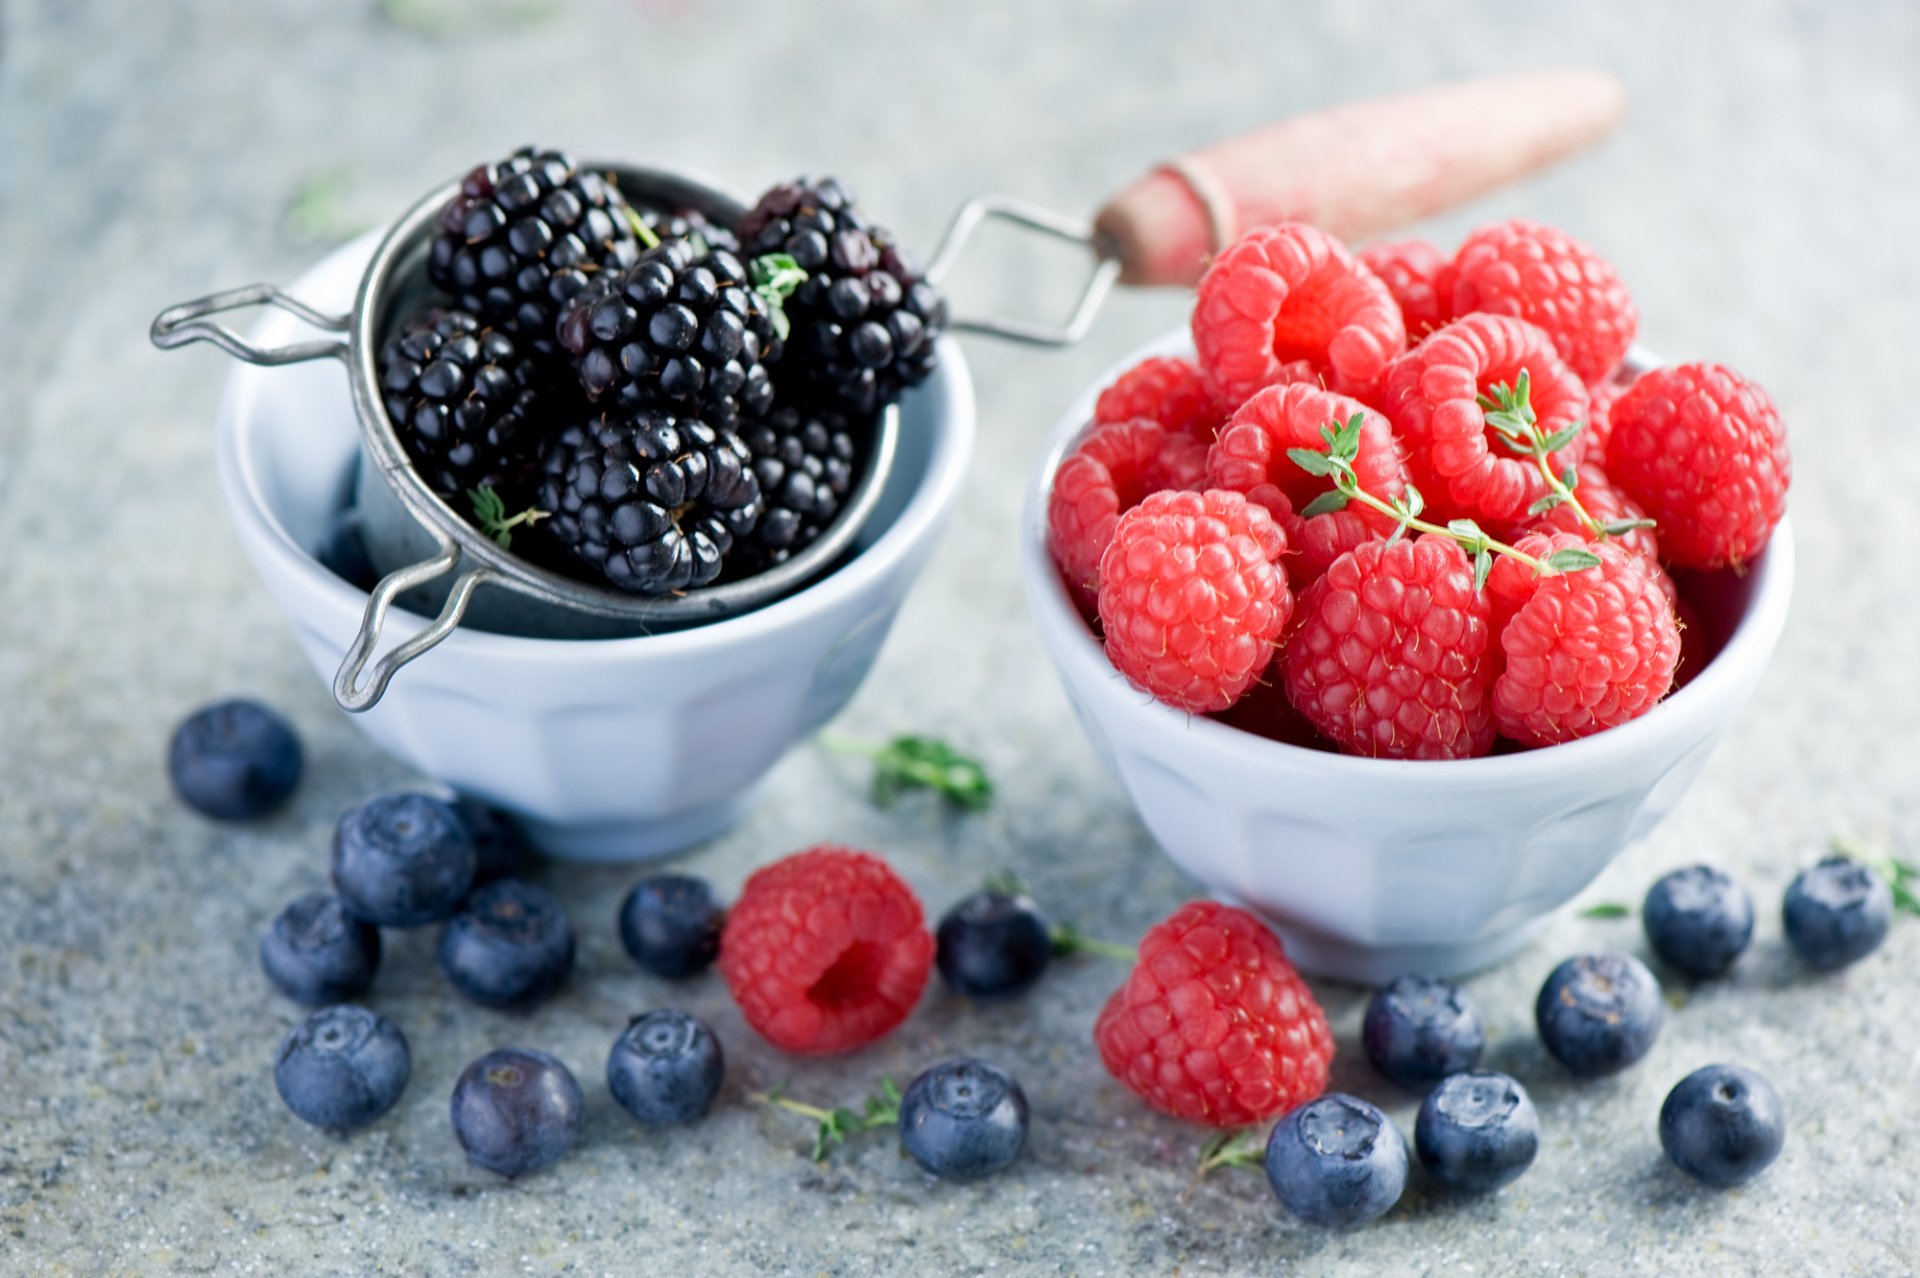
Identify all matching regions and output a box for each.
[1540,425,1582,455]
[1545,547,1603,573]
[824,733,993,811]
[1603,517,1658,535]
[750,253,808,343]
[1472,548,1494,594]
[467,485,549,550]
[1580,902,1631,919]
[1528,492,1567,516]
[1287,448,1338,478]
[1331,413,1365,463]
[1560,463,1582,491]
[1300,490,1350,518]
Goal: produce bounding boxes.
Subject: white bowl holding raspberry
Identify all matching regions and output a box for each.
[1021,329,1794,984]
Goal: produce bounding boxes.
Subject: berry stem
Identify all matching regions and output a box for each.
[1479,374,1653,541]
[820,732,994,812]
[1194,1128,1266,1179]
[468,486,550,550]
[1049,921,1138,963]
[1291,414,1601,590]
[623,206,662,251]
[752,1079,902,1162]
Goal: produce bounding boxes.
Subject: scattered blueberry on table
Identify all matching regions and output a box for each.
[1642,864,1755,978]
[1534,952,1665,1077]
[168,699,303,821]
[1783,855,1892,970]
[274,1005,411,1132]
[451,1047,585,1179]
[1361,974,1486,1091]
[898,1058,1030,1181]
[438,878,576,1008]
[331,792,477,928]
[1659,1063,1786,1187]
[259,892,382,1006]
[1414,1070,1540,1195]
[606,1009,726,1127]
[935,888,1055,999]
[617,874,725,979]
[1263,1093,1408,1228]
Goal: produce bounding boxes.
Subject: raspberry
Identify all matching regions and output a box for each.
[1604,363,1790,569]
[1359,239,1449,338]
[1097,489,1293,714]
[1379,314,1588,524]
[1192,224,1406,406]
[1572,372,1629,466]
[1205,383,1407,587]
[717,846,933,1056]
[1048,419,1208,614]
[1282,536,1499,760]
[1093,901,1333,1128]
[1448,219,1636,384]
[1093,355,1230,442]
[1492,536,1681,747]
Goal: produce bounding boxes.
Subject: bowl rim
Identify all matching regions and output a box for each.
[1019,329,1796,782]
[217,230,977,665]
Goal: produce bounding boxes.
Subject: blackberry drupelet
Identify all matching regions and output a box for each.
[556,238,781,429]
[738,177,948,415]
[537,412,762,595]
[427,147,639,353]
[732,405,861,572]
[377,308,544,496]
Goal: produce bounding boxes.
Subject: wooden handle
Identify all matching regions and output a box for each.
[1093,70,1626,288]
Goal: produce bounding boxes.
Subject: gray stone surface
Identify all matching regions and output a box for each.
[3,0,1918,1273]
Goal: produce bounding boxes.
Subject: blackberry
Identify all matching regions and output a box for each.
[427,147,639,353]
[556,238,780,429]
[377,308,543,496]
[738,177,948,415]
[733,405,861,572]
[537,412,762,595]
[634,203,740,256]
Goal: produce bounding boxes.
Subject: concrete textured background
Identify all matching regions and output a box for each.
[3,1,1918,1274]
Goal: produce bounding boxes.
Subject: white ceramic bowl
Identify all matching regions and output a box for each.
[217,233,975,861]
[1021,334,1793,983]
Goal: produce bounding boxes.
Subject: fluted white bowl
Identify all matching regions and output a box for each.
[1021,333,1793,983]
[216,233,974,861]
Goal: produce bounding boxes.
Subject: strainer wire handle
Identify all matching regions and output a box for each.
[149,284,350,366]
[925,195,1122,348]
[334,546,502,713]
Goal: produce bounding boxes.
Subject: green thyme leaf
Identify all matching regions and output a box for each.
[1287,448,1338,478]
[1580,902,1631,919]
[1545,547,1603,573]
[1300,490,1350,518]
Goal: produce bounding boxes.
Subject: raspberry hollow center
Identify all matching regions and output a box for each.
[810,941,887,1007]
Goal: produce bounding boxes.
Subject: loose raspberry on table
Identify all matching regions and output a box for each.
[1093,355,1230,443]
[1205,382,1407,588]
[1097,489,1293,714]
[1492,535,1681,747]
[1049,419,1208,614]
[1192,224,1406,407]
[1448,218,1637,384]
[1282,536,1499,760]
[1604,362,1790,569]
[1093,901,1333,1129]
[718,846,933,1056]
[1379,314,1588,524]
[1359,238,1450,339]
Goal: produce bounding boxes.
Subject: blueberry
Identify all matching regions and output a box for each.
[1643,864,1755,978]
[167,699,303,821]
[316,508,377,592]
[450,1047,584,1178]
[1361,975,1485,1091]
[606,1009,725,1126]
[617,874,724,979]
[449,796,534,884]
[1263,1093,1408,1227]
[1659,1063,1786,1187]
[273,1005,410,1132]
[331,792,476,927]
[935,890,1053,999]
[897,1057,1029,1181]
[1414,1071,1540,1195]
[1535,952,1665,1077]
[259,892,382,1006]
[1783,856,1892,970]
[438,879,574,1008]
